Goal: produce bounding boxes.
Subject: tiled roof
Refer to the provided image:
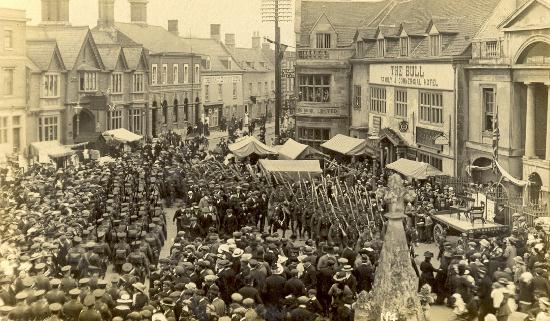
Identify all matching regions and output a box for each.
[357,28,378,40]
[27,25,92,69]
[378,25,400,38]
[179,38,244,72]
[231,48,273,72]
[26,40,59,71]
[361,0,501,57]
[300,0,391,47]
[123,47,145,71]
[114,22,193,54]
[97,45,122,71]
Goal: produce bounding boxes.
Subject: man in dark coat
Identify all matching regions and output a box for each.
[477,266,495,321]
[301,257,317,290]
[354,249,374,293]
[263,265,287,308]
[216,260,237,304]
[418,251,437,291]
[238,276,263,305]
[284,269,307,297]
[316,258,336,314]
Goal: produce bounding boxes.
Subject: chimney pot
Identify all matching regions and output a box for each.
[168,20,179,35]
[225,33,235,50]
[210,24,221,41]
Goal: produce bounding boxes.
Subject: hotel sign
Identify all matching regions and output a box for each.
[296,107,339,116]
[369,64,454,90]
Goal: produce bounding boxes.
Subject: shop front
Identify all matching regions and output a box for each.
[294,105,348,148]
[204,103,223,128]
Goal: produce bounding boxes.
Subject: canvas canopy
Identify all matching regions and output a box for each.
[320,134,367,156]
[386,158,444,180]
[30,141,75,163]
[259,159,322,180]
[102,128,142,143]
[278,138,327,160]
[228,136,278,158]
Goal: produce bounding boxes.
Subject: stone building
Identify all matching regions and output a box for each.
[467,0,550,204]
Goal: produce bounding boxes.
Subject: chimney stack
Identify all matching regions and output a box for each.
[225,33,235,50]
[128,0,148,25]
[262,42,271,50]
[97,0,115,28]
[252,31,261,49]
[168,20,179,36]
[41,0,70,25]
[210,24,221,41]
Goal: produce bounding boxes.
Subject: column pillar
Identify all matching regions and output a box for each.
[525,82,536,158]
[546,83,550,160]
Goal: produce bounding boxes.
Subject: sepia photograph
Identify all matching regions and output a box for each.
[0,0,548,320]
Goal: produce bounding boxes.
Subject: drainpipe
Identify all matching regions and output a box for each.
[453,64,459,178]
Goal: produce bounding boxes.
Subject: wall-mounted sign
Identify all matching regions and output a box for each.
[296,107,339,116]
[282,69,295,78]
[399,120,409,133]
[416,127,444,151]
[369,63,454,90]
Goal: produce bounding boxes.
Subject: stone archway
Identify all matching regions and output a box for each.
[73,108,95,140]
[513,36,550,65]
[471,157,498,184]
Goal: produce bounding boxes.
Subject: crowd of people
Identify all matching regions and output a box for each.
[0,131,548,321]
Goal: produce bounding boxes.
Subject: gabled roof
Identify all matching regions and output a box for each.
[114,22,193,54]
[300,0,391,47]
[376,25,400,38]
[231,48,274,72]
[97,45,127,71]
[26,39,66,71]
[359,0,501,57]
[27,25,103,70]
[123,47,147,71]
[498,0,550,29]
[179,38,244,72]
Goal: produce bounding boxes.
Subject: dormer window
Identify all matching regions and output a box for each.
[429,34,441,56]
[377,39,385,57]
[400,37,409,56]
[357,41,364,57]
[316,33,331,49]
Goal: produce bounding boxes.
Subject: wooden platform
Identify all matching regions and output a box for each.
[432,213,504,233]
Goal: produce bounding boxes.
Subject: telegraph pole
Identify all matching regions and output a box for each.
[262,0,291,145]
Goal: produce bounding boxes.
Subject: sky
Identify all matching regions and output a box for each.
[1,0,297,48]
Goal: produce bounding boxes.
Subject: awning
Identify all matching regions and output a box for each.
[495,160,529,187]
[259,159,322,180]
[30,141,75,162]
[320,134,367,156]
[102,128,142,143]
[228,136,278,158]
[278,138,327,160]
[386,158,444,180]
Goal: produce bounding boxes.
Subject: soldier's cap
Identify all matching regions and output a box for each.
[242,298,254,306]
[115,305,131,311]
[122,263,133,273]
[231,293,243,303]
[69,288,81,296]
[34,289,45,297]
[169,291,182,298]
[79,278,90,285]
[61,265,72,272]
[140,310,152,318]
[34,262,46,270]
[0,306,15,313]
[73,236,82,243]
[127,311,142,320]
[204,275,218,282]
[161,298,175,306]
[111,274,120,283]
[93,289,105,298]
[117,297,133,305]
[15,292,28,300]
[22,277,34,287]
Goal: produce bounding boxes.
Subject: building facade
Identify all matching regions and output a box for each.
[349,0,500,177]
[0,8,27,162]
[294,0,391,148]
[467,0,550,204]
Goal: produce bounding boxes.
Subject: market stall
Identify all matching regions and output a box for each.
[228,136,278,158]
[258,159,322,181]
[386,158,444,180]
[278,138,327,160]
[320,134,368,156]
[102,128,143,143]
[30,141,75,167]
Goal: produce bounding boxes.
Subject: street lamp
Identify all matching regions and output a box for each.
[74,103,83,139]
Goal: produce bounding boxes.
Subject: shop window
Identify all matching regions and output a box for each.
[38,115,58,142]
[297,127,330,148]
[419,91,443,124]
[370,86,386,113]
[298,74,330,102]
[418,152,443,171]
[394,88,407,117]
[108,109,123,130]
[482,87,495,132]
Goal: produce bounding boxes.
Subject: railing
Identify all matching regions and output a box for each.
[297,48,354,60]
[505,202,549,228]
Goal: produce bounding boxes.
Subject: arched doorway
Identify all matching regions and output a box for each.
[73,109,95,140]
[471,157,497,184]
[528,172,542,205]
[151,101,158,137]
[173,99,179,123]
[184,98,189,121]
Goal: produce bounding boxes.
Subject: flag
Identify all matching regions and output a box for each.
[492,102,500,173]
